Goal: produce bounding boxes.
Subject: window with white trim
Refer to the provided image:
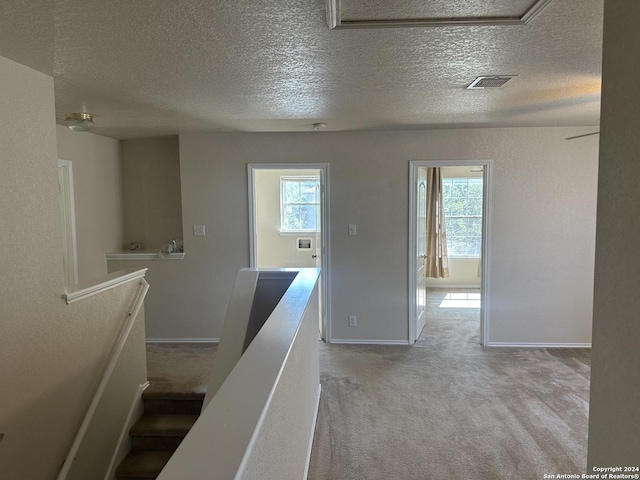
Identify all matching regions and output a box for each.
[280,176,320,232]
[442,177,483,257]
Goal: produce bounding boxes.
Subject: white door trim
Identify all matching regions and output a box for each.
[247,163,331,342]
[58,159,79,286]
[408,160,492,346]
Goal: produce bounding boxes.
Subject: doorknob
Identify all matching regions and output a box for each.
[311,254,318,258]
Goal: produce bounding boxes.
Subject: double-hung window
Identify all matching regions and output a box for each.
[442,177,483,257]
[280,176,320,232]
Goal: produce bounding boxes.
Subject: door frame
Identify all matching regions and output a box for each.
[247,163,331,342]
[408,160,493,346]
[58,159,79,286]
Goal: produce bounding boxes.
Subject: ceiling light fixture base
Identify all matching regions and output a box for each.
[64,113,94,132]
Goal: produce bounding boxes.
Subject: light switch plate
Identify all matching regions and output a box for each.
[348,224,357,236]
[193,224,206,236]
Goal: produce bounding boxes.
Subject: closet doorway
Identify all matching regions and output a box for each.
[409,160,492,346]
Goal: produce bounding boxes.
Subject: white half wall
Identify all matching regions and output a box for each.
[175,128,598,344]
[56,125,124,282]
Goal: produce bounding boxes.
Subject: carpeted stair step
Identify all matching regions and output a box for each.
[130,413,198,451]
[115,450,173,479]
[115,393,204,479]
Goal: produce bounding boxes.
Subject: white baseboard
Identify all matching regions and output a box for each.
[146,338,220,344]
[329,339,410,346]
[487,342,592,348]
[104,381,149,480]
[303,384,322,480]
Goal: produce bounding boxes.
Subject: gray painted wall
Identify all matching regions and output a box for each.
[587,0,640,467]
[121,136,183,250]
[167,128,598,344]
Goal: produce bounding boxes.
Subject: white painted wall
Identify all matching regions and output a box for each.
[426,257,481,288]
[175,128,598,344]
[0,54,147,480]
[588,0,640,467]
[254,169,320,268]
[56,125,124,282]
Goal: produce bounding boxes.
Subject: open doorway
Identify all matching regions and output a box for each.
[248,163,331,341]
[409,160,492,346]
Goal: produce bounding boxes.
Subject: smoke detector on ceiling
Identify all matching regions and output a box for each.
[467,76,517,89]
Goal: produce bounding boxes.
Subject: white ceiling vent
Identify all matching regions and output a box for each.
[467,76,517,89]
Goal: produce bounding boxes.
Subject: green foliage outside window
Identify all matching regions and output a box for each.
[281,177,320,231]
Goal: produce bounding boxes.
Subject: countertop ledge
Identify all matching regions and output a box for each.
[106,250,185,261]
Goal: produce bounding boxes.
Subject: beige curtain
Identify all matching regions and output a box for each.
[425,167,449,278]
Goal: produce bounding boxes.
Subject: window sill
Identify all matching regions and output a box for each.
[279,231,320,236]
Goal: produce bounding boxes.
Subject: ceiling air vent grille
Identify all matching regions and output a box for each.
[467,76,516,89]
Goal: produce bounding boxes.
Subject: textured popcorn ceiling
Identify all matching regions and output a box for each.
[2,0,603,139]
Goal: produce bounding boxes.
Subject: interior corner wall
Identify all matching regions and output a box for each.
[177,128,598,344]
[587,0,640,467]
[56,125,124,282]
[121,136,183,250]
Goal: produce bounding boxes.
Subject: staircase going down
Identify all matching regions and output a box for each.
[115,391,203,479]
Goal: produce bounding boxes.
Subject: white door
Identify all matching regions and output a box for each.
[249,165,330,340]
[415,168,427,341]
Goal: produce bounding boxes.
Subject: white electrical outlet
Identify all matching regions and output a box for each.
[349,315,357,327]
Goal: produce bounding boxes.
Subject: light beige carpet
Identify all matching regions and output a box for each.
[144,289,590,479]
[307,289,590,480]
[146,342,217,396]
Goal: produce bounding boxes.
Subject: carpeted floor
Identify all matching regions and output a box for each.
[145,288,591,479]
[146,342,217,396]
[307,288,591,480]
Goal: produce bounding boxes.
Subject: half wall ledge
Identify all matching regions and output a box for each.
[106,251,185,261]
